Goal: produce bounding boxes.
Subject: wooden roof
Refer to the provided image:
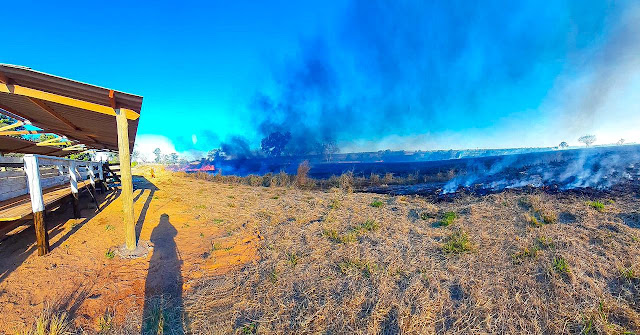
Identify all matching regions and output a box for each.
[0,136,69,157]
[0,64,143,153]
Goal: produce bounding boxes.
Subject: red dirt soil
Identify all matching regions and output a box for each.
[0,167,260,333]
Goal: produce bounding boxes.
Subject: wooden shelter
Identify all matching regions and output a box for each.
[0,64,143,255]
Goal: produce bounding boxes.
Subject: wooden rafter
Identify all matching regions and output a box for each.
[0,130,41,136]
[36,137,71,147]
[0,82,139,120]
[62,144,86,151]
[0,72,9,84]
[28,97,79,131]
[0,120,24,131]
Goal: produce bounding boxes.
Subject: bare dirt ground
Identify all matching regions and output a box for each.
[1,166,640,334]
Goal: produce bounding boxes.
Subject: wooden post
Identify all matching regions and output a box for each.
[24,155,49,256]
[69,161,80,219]
[89,163,96,200]
[116,108,136,250]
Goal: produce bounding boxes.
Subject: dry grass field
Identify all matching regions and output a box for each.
[1,166,640,334]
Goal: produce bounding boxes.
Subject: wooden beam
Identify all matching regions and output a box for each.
[109,90,117,109]
[116,108,136,250]
[0,82,140,120]
[0,72,9,84]
[62,144,85,151]
[28,97,79,131]
[0,120,24,131]
[0,130,41,136]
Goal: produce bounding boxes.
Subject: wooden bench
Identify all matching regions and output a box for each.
[0,155,104,255]
[0,180,93,222]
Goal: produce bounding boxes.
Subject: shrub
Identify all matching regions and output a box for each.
[370,200,384,208]
[339,171,354,192]
[382,172,394,184]
[443,230,472,253]
[369,173,381,185]
[295,160,311,188]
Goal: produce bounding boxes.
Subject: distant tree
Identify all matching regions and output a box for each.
[132,149,140,162]
[153,148,162,163]
[558,141,569,149]
[617,138,625,146]
[261,131,291,157]
[168,152,179,164]
[578,135,596,147]
[322,141,339,161]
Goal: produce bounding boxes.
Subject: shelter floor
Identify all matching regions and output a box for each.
[0,166,260,332]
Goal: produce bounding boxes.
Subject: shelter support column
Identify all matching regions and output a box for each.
[116,108,136,250]
[24,155,49,256]
[69,161,80,218]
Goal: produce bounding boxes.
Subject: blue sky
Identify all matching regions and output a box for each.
[3,1,640,160]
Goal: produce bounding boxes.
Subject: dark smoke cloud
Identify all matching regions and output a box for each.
[217,0,637,157]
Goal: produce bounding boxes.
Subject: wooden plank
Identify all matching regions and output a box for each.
[116,109,136,250]
[0,156,23,164]
[0,121,24,131]
[0,82,140,120]
[0,180,92,221]
[0,130,42,135]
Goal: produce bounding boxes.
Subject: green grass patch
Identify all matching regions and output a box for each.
[193,204,207,209]
[443,230,472,254]
[212,219,224,225]
[587,201,605,212]
[620,267,636,280]
[105,224,115,231]
[370,200,384,208]
[357,219,379,232]
[287,252,299,267]
[105,250,115,259]
[552,256,570,274]
[439,211,457,227]
[239,322,257,334]
[329,199,341,209]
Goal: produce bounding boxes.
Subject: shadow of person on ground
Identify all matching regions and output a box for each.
[142,214,184,334]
